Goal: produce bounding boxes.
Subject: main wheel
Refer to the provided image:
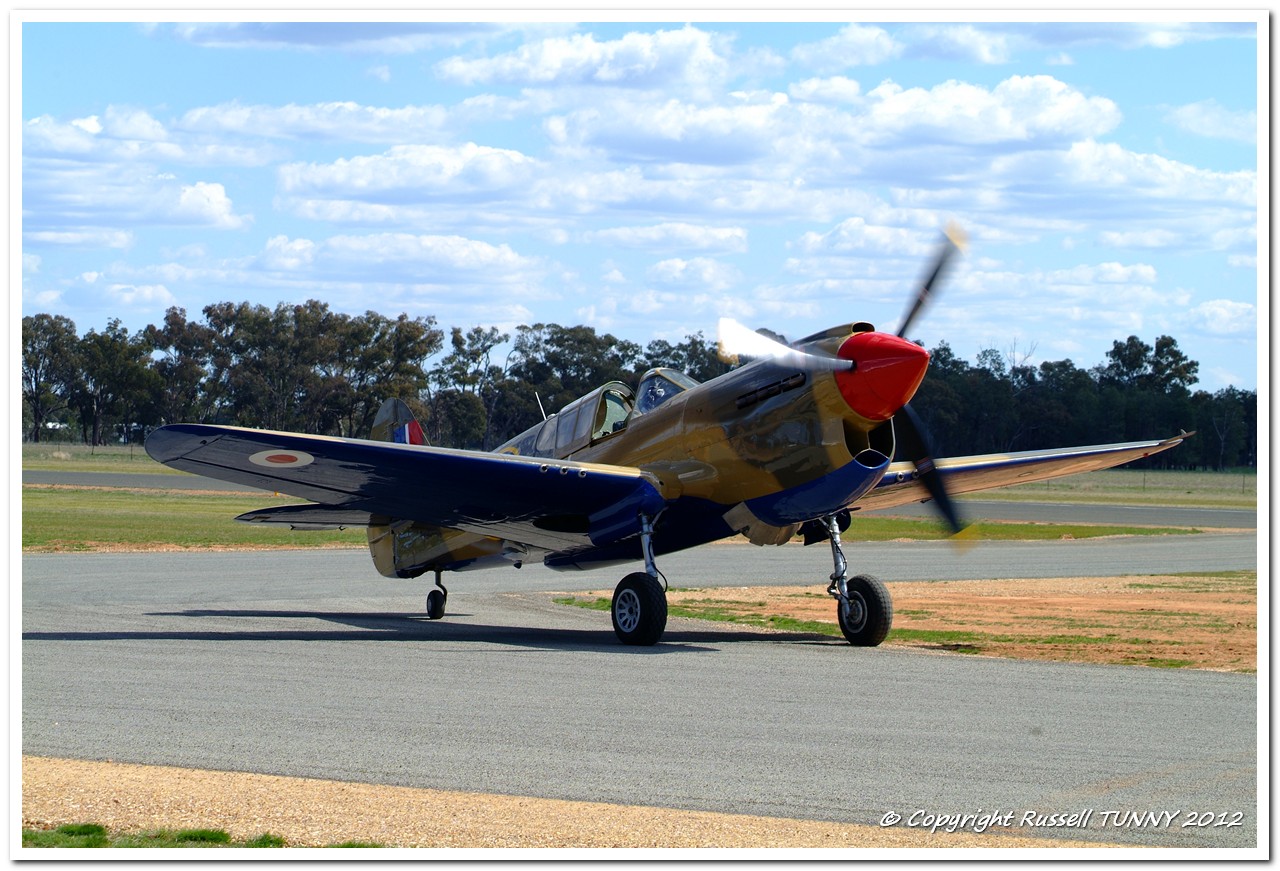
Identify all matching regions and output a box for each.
[836,574,893,646]
[425,588,446,620]
[611,572,667,646]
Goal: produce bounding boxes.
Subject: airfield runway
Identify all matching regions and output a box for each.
[21,528,1258,849]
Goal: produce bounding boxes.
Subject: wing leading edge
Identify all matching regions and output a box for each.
[857,433,1191,513]
[144,423,668,554]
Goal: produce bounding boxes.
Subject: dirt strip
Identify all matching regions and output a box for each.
[22,756,1110,850]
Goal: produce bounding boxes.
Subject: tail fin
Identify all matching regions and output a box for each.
[371,398,428,446]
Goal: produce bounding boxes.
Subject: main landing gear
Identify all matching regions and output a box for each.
[610,514,668,646]
[606,511,892,647]
[822,514,893,646]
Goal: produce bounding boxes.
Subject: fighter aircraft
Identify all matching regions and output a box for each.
[144,228,1188,646]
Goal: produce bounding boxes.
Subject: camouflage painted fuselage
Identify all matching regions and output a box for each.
[368,325,916,577]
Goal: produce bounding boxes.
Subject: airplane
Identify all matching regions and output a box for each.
[144,228,1189,646]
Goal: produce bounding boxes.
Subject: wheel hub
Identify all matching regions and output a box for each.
[841,593,867,633]
[615,588,642,633]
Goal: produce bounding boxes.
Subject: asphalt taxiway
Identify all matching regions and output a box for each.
[21,529,1258,849]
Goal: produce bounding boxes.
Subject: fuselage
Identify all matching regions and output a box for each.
[374,324,930,577]
[493,323,930,556]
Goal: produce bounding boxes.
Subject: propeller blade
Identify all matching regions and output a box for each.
[897,222,967,339]
[717,318,854,371]
[895,403,967,537]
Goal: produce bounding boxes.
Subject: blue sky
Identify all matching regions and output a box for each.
[19,16,1262,390]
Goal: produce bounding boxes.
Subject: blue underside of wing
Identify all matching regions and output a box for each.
[146,424,664,552]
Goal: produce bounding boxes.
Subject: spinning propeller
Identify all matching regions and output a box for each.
[891,222,967,536]
[717,222,970,537]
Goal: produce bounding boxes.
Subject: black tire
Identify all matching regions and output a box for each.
[837,574,892,646]
[611,572,667,645]
[426,588,446,620]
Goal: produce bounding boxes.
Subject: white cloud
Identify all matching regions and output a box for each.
[987,139,1257,229]
[437,26,729,89]
[102,106,169,141]
[162,22,507,54]
[1047,262,1159,285]
[107,283,177,306]
[1060,140,1255,204]
[1099,229,1180,249]
[546,93,793,164]
[646,257,739,291]
[1165,99,1257,144]
[864,75,1121,145]
[797,217,933,257]
[790,24,901,71]
[261,235,317,270]
[586,223,747,253]
[278,142,537,201]
[789,76,862,104]
[320,233,529,273]
[179,101,454,143]
[71,115,102,134]
[907,24,1012,64]
[24,229,135,248]
[1187,299,1256,337]
[25,110,273,167]
[174,182,250,229]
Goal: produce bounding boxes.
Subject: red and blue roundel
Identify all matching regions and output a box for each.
[249,448,315,468]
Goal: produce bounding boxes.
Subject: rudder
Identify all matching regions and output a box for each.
[371,397,427,446]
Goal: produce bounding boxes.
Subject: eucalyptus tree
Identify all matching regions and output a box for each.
[73,319,160,446]
[21,313,82,442]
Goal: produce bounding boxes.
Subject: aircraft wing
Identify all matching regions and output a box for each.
[144,424,668,553]
[857,433,1191,513]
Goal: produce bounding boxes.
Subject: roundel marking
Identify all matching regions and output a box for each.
[249,449,315,468]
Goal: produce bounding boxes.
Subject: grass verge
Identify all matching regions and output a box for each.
[22,446,1258,508]
[22,485,366,551]
[21,484,1199,552]
[555,571,1256,672]
[19,823,364,848]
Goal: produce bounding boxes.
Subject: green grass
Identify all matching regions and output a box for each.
[23,484,1197,553]
[22,486,366,551]
[22,823,386,848]
[23,446,1256,508]
[835,516,1198,542]
[22,443,188,474]
[1121,657,1196,669]
[975,468,1256,509]
[22,824,299,848]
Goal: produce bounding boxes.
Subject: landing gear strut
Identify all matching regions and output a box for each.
[425,571,448,620]
[822,514,892,646]
[610,513,668,645]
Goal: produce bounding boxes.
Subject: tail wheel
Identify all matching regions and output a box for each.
[611,572,667,646]
[425,588,446,620]
[837,574,892,646]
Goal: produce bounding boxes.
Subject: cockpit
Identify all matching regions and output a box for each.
[497,368,701,460]
[634,367,700,415]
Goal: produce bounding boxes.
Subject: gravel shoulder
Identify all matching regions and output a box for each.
[22,755,1110,850]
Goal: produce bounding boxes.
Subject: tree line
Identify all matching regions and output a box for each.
[22,300,1255,470]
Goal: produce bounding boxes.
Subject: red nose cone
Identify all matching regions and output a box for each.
[834,332,930,421]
